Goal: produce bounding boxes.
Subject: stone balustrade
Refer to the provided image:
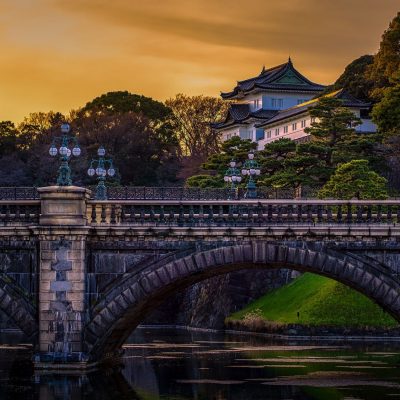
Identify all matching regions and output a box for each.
[87,199,400,226]
[0,200,40,225]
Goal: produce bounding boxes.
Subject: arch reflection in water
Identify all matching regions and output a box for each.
[1,329,400,400]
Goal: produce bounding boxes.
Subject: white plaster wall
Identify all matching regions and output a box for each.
[236,91,315,111]
[262,92,314,110]
[350,108,361,117]
[356,119,377,133]
[240,126,254,140]
[220,124,256,142]
[258,114,310,149]
[258,112,377,150]
[220,127,241,141]
[237,94,262,111]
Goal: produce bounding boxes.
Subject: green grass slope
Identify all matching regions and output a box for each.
[229,273,398,327]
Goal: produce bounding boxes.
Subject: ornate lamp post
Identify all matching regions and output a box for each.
[241,152,261,199]
[224,160,242,189]
[49,123,81,186]
[87,146,116,200]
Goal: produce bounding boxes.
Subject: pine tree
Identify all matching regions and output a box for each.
[367,12,400,99]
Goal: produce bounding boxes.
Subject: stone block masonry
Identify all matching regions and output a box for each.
[37,233,89,361]
[1,186,400,370]
[34,187,91,366]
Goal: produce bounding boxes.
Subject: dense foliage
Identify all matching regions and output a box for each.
[323,55,374,102]
[0,92,183,187]
[367,12,400,100]
[372,73,400,137]
[318,160,388,200]
[166,94,230,179]
[186,136,256,188]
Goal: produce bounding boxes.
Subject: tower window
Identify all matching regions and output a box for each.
[272,99,284,109]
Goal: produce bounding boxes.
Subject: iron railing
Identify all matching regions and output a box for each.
[0,187,40,200]
[0,186,323,201]
[88,186,321,200]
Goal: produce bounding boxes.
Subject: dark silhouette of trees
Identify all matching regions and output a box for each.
[367,12,400,100]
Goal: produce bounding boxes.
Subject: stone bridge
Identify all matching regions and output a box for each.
[1,186,400,370]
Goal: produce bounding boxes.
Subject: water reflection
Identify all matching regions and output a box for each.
[1,328,400,399]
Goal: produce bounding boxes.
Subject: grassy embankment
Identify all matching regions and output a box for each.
[227,273,398,328]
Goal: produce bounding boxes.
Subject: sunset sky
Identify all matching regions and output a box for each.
[1,0,399,123]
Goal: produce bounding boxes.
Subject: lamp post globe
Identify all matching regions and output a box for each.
[87,168,95,177]
[107,168,116,177]
[241,151,261,199]
[95,167,103,176]
[49,123,80,186]
[72,146,81,157]
[59,146,68,156]
[60,123,70,134]
[49,145,57,157]
[224,159,241,199]
[88,146,116,200]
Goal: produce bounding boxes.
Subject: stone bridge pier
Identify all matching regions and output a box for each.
[2,186,400,371]
[34,187,91,370]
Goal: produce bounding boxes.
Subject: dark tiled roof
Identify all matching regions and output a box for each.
[251,109,278,119]
[229,103,251,120]
[255,89,371,128]
[211,104,277,130]
[335,89,371,107]
[254,83,326,92]
[221,58,326,99]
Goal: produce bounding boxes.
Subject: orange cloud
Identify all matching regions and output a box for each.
[1,0,399,122]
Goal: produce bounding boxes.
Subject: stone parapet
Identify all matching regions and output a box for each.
[38,186,91,226]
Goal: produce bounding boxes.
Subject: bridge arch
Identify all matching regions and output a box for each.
[0,275,38,338]
[85,242,400,361]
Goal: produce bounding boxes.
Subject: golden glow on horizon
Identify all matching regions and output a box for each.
[1,0,399,122]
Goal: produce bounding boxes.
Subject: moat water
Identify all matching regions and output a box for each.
[1,327,400,399]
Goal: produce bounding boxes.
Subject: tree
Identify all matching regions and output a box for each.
[72,91,180,186]
[330,55,375,102]
[258,139,326,190]
[304,96,362,169]
[367,12,400,99]
[370,73,400,190]
[255,97,384,191]
[304,96,388,180]
[0,121,18,156]
[73,112,179,186]
[371,73,400,137]
[259,138,296,176]
[186,174,223,188]
[258,96,367,189]
[202,136,257,174]
[186,136,256,188]
[0,122,31,186]
[79,91,178,152]
[318,160,388,200]
[17,111,65,150]
[166,94,230,160]
[80,91,172,121]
